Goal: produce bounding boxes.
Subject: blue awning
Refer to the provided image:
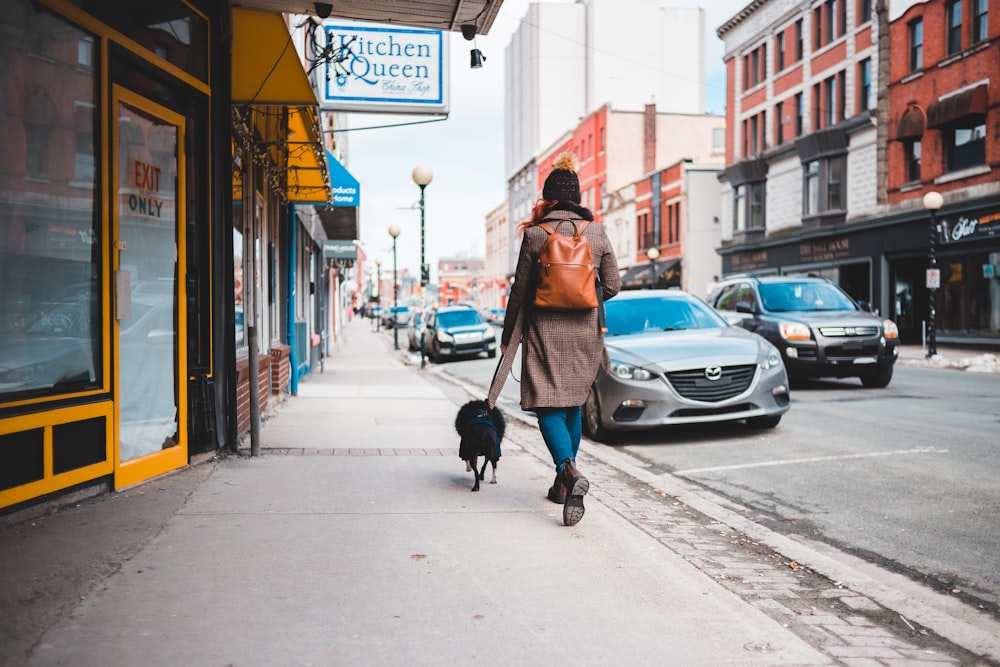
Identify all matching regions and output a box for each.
[327,150,360,207]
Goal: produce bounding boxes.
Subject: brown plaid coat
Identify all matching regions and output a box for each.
[500,210,620,410]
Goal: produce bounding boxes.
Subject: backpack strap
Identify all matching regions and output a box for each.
[538,218,588,236]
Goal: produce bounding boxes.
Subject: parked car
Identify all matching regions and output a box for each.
[422,305,497,362]
[707,275,899,388]
[481,307,506,326]
[407,309,427,352]
[582,290,790,442]
[381,305,412,329]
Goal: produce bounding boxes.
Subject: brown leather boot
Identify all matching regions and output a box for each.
[561,458,589,526]
[547,472,566,504]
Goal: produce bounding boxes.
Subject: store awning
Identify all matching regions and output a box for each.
[895,108,924,140]
[620,258,681,290]
[326,150,360,207]
[286,107,332,203]
[232,8,318,106]
[926,84,988,128]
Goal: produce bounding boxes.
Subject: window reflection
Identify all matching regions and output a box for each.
[0,1,101,400]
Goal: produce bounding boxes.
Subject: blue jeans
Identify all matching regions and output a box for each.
[536,406,582,472]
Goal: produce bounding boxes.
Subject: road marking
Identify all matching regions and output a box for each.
[673,446,949,475]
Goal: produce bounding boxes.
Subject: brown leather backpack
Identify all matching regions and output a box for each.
[533,219,598,310]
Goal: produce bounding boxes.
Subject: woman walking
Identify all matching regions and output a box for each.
[500,152,620,526]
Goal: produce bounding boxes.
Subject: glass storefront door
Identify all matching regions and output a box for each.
[112,88,187,488]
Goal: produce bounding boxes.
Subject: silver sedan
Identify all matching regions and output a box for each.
[583,290,791,441]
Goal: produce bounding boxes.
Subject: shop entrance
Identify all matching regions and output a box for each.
[112,88,187,488]
[891,258,928,345]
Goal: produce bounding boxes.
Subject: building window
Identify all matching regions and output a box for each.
[2,0,101,403]
[905,139,921,183]
[795,93,804,136]
[804,161,820,215]
[946,0,963,56]
[776,100,785,145]
[795,19,804,61]
[945,120,986,172]
[858,59,871,113]
[750,115,759,154]
[713,127,725,152]
[837,70,846,121]
[813,83,822,129]
[825,0,836,43]
[814,7,823,50]
[859,0,872,25]
[750,48,760,86]
[824,75,837,127]
[909,19,923,71]
[802,155,846,217]
[734,182,766,232]
[776,32,785,71]
[973,0,988,44]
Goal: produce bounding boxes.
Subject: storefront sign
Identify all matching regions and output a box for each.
[326,150,360,207]
[939,209,1000,245]
[799,237,850,263]
[731,250,769,272]
[323,240,357,260]
[318,22,449,115]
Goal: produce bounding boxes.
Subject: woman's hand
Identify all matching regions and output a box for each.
[500,344,507,356]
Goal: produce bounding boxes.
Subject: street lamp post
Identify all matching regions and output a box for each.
[922,191,943,358]
[646,246,660,290]
[389,224,401,350]
[412,165,433,290]
[375,258,382,332]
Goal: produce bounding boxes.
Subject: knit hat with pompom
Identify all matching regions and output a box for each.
[542,152,581,203]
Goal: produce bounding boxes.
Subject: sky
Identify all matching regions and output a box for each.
[342,0,749,281]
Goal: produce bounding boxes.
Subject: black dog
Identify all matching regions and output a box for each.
[454,400,506,492]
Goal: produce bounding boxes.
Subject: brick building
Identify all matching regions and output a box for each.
[716,0,998,346]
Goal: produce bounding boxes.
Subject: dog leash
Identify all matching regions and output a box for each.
[487,304,525,409]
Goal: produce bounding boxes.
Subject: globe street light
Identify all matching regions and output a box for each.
[646,246,660,290]
[389,224,401,350]
[412,165,433,288]
[922,191,943,358]
[374,258,382,332]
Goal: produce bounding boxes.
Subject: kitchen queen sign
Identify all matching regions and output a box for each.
[318,22,449,115]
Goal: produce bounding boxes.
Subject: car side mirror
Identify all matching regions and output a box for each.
[735,302,755,314]
[721,312,745,326]
[857,300,871,312]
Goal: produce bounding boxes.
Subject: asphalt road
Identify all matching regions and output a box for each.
[432,349,1000,617]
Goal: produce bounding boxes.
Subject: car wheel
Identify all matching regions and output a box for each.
[860,364,893,388]
[582,387,611,442]
[746,414,782,429]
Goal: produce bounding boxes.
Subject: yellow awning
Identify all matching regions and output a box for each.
[231,8,319,106]
[286,106,332,204]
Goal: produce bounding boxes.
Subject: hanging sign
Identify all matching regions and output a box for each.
[318,22,449,115]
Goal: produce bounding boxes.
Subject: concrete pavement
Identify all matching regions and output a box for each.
[2,316,998,666]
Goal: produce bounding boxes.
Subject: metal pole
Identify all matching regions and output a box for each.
[927,209,938,358]
[419,183,427,287]
[393,235,399,350]
[376,263,382,332]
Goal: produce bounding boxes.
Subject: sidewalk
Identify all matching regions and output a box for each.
[2,317,997,666]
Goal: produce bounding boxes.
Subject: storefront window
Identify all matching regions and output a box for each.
[0,3,101,401]
[939,252,998,337]
[74,0,208,82]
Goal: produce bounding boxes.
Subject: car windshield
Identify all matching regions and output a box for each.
[437,310,482,328]
[759,282,857,312]
[604,296,727,336]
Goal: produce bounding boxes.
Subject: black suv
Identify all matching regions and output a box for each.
[422,305,497,363]
[708,276,899,388]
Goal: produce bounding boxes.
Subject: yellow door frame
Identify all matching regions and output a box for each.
[111,86,188,489]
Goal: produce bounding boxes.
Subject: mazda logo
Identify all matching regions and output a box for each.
[705,366,722,381]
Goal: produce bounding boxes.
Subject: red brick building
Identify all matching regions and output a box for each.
[886,0,998,343]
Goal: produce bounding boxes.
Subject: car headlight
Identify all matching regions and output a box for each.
[760,347,783,370]
[436,330,453,343]
[779,321,811,341]
[609,360,655,381]
[482,328,495,341]
[883,319,899,339]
